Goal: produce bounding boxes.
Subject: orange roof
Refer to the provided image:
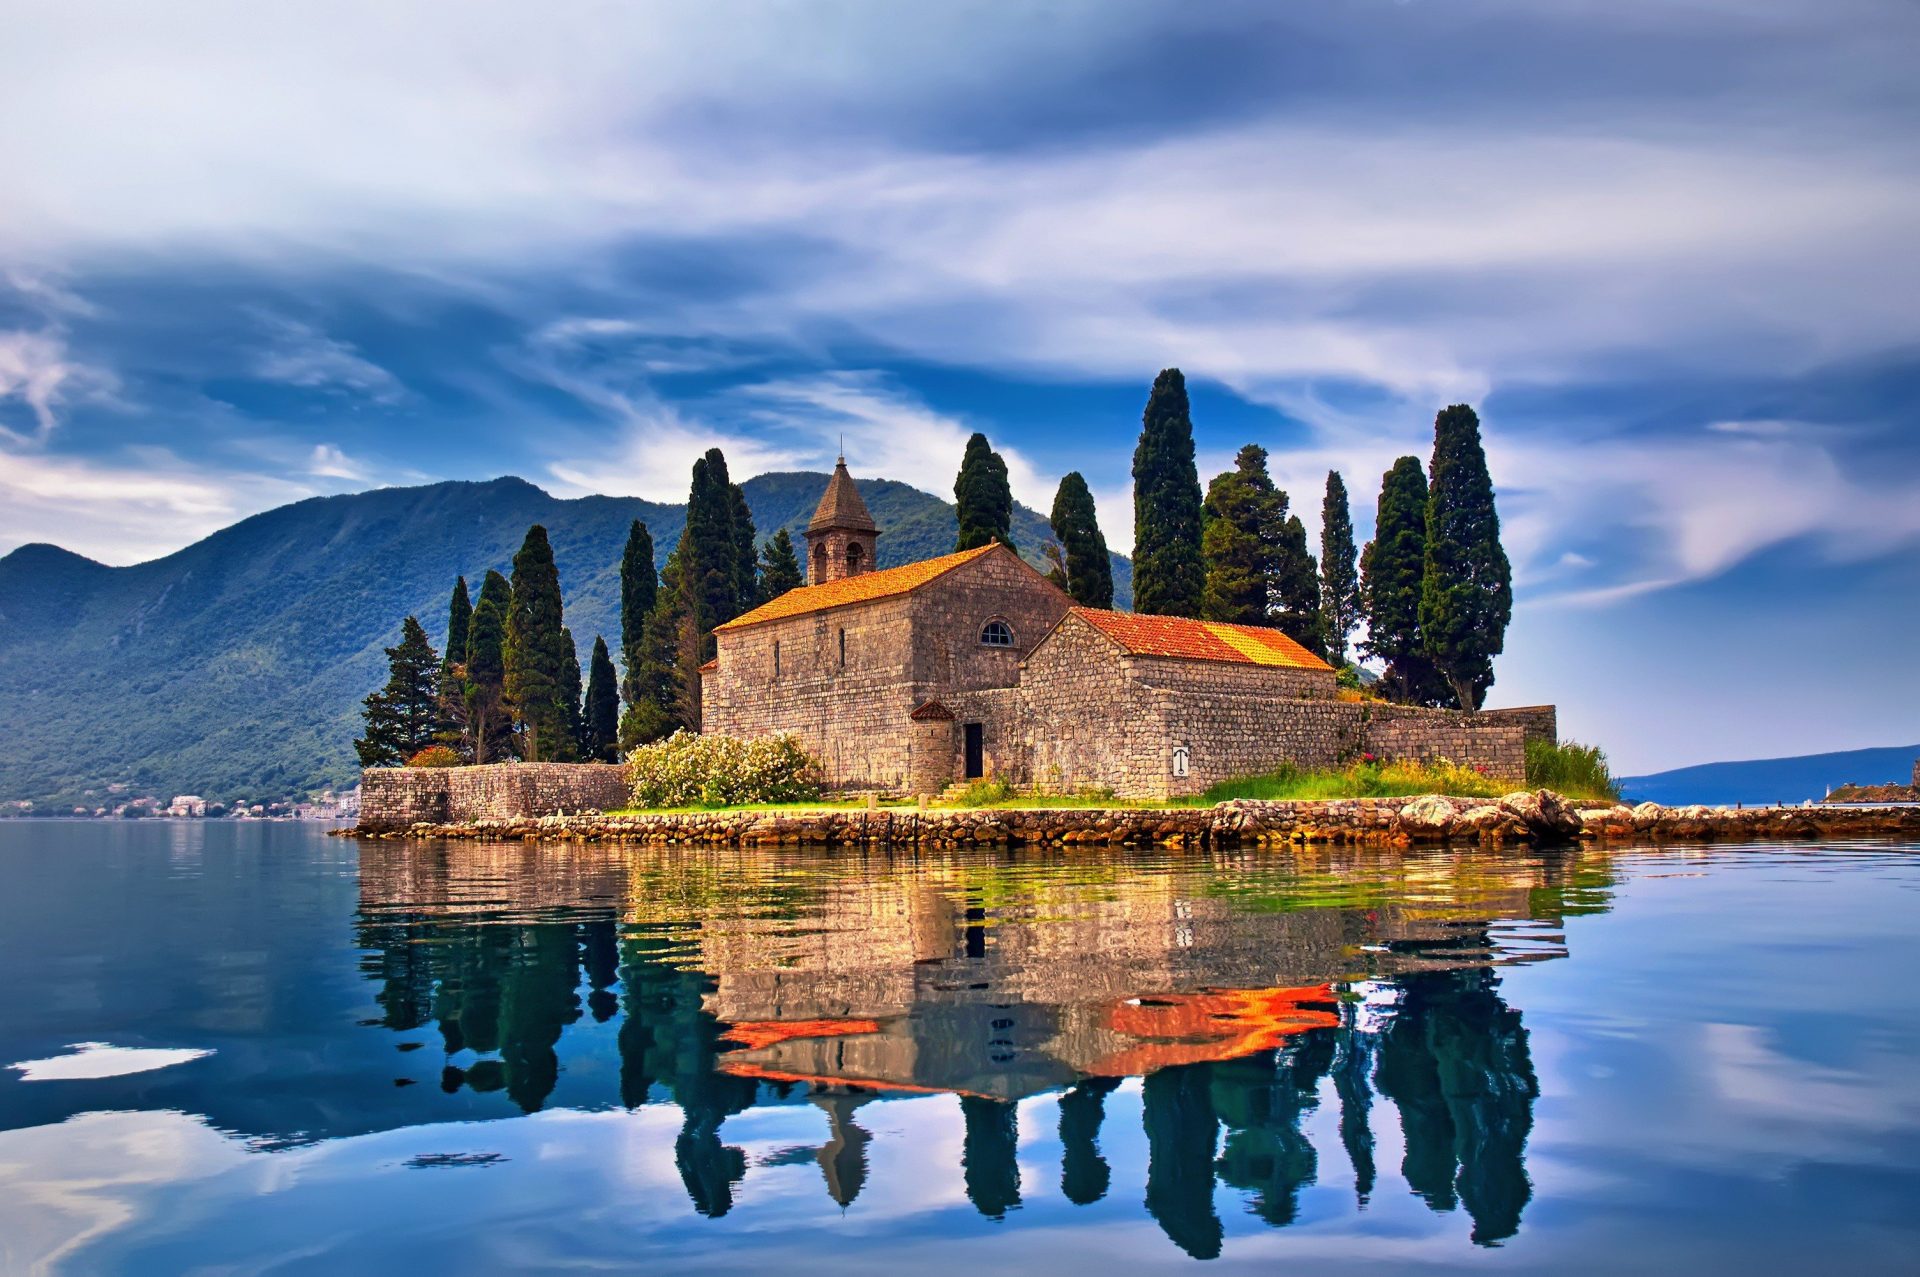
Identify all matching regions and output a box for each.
[714,543,1000,632]
[1072,607,1333,670]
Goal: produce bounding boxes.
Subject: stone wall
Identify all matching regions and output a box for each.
[1363,718,1527,780]
[359,763,629,830]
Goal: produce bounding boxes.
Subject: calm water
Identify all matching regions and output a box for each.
[1,823,1916,1274]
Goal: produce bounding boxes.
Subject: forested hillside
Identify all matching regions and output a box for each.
[0,474,1128,807]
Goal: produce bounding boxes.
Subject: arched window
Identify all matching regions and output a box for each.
[845,541,864,573]
[980,619,1014,647]
[810,544,826,580]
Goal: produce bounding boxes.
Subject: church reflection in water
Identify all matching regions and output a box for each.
[355,843,1614,1254]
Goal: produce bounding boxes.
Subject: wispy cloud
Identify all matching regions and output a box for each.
[250,315,403,403]
[0,328,115,443]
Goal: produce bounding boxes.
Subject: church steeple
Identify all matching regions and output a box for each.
[804,457,880,585]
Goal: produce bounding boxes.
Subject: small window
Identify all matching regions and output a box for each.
[845,542,864,572]
[773,640,780,679]
[980,619,1014,647]
[838,627,846,668]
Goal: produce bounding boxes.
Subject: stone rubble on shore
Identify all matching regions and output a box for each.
[345,790,1920,848]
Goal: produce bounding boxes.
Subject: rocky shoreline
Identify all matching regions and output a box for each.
[345,790,1920,849]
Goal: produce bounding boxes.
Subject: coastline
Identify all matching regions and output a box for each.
[344,790,1920,848]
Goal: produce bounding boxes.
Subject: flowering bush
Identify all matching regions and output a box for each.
[406,745,463,768]
[625,731,822,808]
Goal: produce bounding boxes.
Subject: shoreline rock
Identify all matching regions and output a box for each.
[341,791,1920,849]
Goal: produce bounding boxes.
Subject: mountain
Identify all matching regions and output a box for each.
[1619,744,1920,807]
[0,473,1132,808]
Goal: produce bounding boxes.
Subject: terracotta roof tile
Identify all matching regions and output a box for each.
[807,459,878,532]
[715,543,1000,632]
[1071,607,1333,670]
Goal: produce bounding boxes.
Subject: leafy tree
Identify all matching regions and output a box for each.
[559,625,584,752]
[1273,512,1324,655]
[1049,471,1112,608]
[619,520,656,709]
[355,615,440,767]
[1132,368,1205,616]
[1201,444,1283,626]
[954,432,1015,552]
[1421,404,1512,710]
[1319,472,1360,666]
[465,571,517,763]
[583,635,620,761]
[503,525,576,761]
[757,527,803,601]
[1361,457,1447,705]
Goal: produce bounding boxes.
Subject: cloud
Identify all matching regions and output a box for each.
[307,443,375,483]
[250,315,403,402]
[0,329,114,442]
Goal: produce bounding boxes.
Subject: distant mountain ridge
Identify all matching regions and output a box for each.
[1619,744,1920,807]
[0,473,1132,807]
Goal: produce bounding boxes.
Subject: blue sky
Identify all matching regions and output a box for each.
[2,0,1916,772]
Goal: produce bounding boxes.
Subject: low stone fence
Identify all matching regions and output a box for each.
[349,789,1920,848]
[359,763,629,828]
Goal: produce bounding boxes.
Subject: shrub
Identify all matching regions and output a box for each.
[626,730,822,808]
[1525,738,1621,801]
[406,745,462,768]
[1199,756,1506,803]
[944,776,1018,806]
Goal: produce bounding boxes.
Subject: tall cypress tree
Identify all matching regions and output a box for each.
[618,520,656,709]
[680,452,744,659]
[444,576,472,666]
[1201,444,1283,626]
[954,432,1015,552]
[1273,512,1324,656]
[725,472,759,616]
[434,576,474,753]
[559,625,584,756]
[583,635,620,761]
[1049,471,1113,608]
[1132,368,1205,616]
[503,525,575,761]
[1362,457,1445,705]
[758,527,803,601]
[1421,404,1512,710]
[465,571,516,763]
[1319,472,1360,667]
[355,615,440,766]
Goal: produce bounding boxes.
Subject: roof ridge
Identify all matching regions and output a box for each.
[714,543,999,632]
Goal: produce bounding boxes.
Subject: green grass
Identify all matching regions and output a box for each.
[1193,758,1510,803]
[1523,738,1622,801]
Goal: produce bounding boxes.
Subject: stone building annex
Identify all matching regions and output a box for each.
[700,460,1554,799]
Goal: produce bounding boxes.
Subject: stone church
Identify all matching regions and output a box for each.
[701,460,1553,799]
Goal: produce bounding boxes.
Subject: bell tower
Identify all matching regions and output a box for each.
[804,456,880,586]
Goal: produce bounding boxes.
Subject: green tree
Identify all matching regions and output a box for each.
[757,527,803,601]
[621,547,698,748]
[355,615,440,767]
[619,520,656,709]
[583,635,620,761]
[444,575,473,666]
[680,451,748,659]
[954,432,1015,552]
[1421,404,1512,710]
[725,475,759,615]
[434,576,473,754]
[1273,512,1324,655]
[1132,368,1205,616]
[1362,457,1446,705]
[1201,444,1283,626]
[1049,471,1112,608]
[504,525,576,761]
[1319,472,1360,667]
[559,625,584,752]
[464,572,516,763]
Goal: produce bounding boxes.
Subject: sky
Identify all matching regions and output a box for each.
[2,0,1916,773]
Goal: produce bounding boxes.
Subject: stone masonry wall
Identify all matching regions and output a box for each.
[1363,718,1527,780]
[360,763,630,829]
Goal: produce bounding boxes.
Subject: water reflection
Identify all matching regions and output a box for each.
[352,842,1602,1251]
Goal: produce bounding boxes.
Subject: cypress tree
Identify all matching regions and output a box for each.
[583,635,620,761]
[681,452,743,658]
[1200,445,1283,626]
[559,625,584,756]
[355,615,440,766]
[1319,472,1360,667]
[1362,458,1446,705]
[618,520,656,709]
[1049,471,1113,608]
[725,471,759,616]
[758,527,803,601]
[954,432,1015,552]
[465,571,516,763]
[1273,512,1324,656]
[444,576,472,666]
[1132,368,1205,616]
[621,546,698,747]
[1421,404,1512,710]
[503,525,575,761]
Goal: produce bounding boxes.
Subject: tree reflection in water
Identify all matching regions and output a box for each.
[354,843,1584,1254]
